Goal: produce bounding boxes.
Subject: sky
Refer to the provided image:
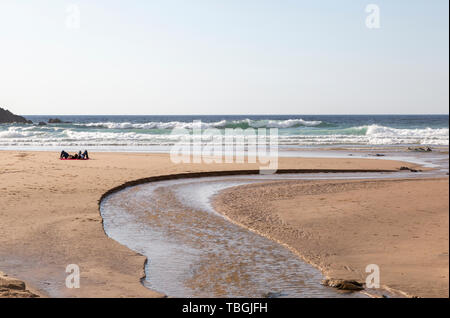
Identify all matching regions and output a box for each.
[0,0,448,115]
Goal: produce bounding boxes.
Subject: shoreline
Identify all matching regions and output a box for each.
[0,150,444,298]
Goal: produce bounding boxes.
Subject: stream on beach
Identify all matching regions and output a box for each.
[100,167,443,298]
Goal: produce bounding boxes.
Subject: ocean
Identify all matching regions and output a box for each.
[0,115,448,151]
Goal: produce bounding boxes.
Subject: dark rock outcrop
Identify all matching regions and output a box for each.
[0,107,32,124]
[399,166,420,172]
[408,146,432,152]
[321,279,364,291]
[48,118,71,124]
[263,291,285,298]
[0,274,39,298]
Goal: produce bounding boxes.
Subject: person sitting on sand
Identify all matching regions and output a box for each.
[80,150,89,159]
[60,150,89,160]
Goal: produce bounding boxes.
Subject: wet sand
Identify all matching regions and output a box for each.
[213,178,449,298]
[101,175,372,298]
[0,150,435,297]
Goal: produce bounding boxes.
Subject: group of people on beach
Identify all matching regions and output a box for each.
[60,150,90,160]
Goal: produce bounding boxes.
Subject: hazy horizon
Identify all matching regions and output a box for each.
[1,0,448,116]
[20,113,450,116]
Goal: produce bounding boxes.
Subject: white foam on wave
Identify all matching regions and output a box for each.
[0,127,39,138]
[365,125,449,145]
[75,118,323,130]
[78,120,228,130]
[249,119,322,128]
[0,130,30,138]
[1,123,448,146]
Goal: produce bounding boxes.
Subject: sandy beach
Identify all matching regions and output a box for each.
[0,150,446,298]
[214,178,449,298]
[1,0,449,305]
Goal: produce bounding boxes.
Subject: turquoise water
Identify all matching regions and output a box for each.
[1,115,448,150]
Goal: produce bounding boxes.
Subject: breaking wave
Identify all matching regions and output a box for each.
[74,118,325,130]
[0,123,448,147]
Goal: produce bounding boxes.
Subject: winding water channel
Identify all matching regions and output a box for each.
[99,168,443,298]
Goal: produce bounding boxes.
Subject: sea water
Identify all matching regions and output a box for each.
[1,115,448,151]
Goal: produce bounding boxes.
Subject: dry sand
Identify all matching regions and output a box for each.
[0,150,439,297]
[214,178,449,298]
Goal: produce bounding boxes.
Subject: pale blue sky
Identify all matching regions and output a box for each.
[0,0,448,115]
